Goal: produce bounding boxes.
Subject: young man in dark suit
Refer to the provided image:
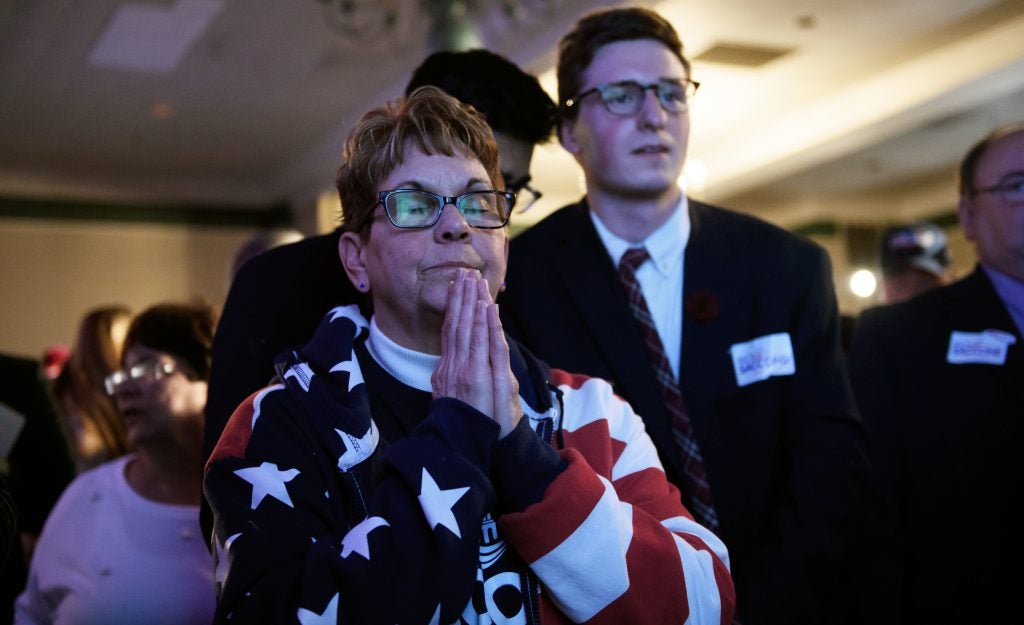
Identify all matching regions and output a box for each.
[201,50,558,534]
[848,123,1024,624]
[498,8,868,624]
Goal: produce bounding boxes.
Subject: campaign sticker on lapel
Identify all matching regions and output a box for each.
[729,332,796,387]
[946,329,1017,365]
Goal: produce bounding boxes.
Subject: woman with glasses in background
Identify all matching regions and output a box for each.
[204,87,733,625]
[16,302,217,625]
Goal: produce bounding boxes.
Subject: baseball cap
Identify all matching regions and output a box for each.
[880,222,950,278]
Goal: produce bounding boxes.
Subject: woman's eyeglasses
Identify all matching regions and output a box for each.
[104,359,181,396]
[367,189,516,230]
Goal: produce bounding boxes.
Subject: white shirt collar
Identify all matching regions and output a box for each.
[589,192,690,276]
[366,317,437,392]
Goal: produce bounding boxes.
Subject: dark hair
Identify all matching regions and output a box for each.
[958,122,1024,197]
[558,7,690,120]
[123,302,217,381]
[335,86,501,234]
[405,49,556,145]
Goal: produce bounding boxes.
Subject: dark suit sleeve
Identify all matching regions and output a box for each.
[2,356,75,535]
[846,307,903,623]
[0,473,13,563]
[741,247,869,624]
[204,256,283,464]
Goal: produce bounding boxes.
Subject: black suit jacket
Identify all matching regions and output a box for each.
[499,198,868,624]
[848,267,1024,624]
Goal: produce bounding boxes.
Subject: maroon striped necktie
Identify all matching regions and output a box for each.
[619,247,720,532]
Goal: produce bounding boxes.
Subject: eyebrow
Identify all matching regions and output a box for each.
[388,176,490,191]
[995,170,1024,181]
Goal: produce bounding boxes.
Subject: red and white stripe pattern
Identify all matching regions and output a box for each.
[501,370,735,625]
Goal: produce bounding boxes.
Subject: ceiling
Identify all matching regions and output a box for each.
[1,0,1022,229]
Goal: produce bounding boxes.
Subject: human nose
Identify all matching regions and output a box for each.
[434,200,471,241]
[637,87,668,129]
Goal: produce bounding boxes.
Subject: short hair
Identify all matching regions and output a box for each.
[123,302,217,381]
[406,49,556,145]
[335,86,502,234]
[958,122,1024,197]
[557,7,690,119]
[229,228,304,280]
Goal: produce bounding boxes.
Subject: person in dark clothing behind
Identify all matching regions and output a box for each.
[205,86,733,625]
[0,352,76,624]
[0,473,14,562]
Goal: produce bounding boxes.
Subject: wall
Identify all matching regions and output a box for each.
[0,219,260,359]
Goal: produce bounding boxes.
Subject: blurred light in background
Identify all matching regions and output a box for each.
[848,268,877,298]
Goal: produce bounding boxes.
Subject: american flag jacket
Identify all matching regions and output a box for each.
[205,305,734,625]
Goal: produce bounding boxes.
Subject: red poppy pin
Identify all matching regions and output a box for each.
[685,290,720,324]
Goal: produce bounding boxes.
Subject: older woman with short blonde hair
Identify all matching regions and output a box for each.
[205,86,734,625]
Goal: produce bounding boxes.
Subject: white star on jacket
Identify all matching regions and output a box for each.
[417,468,469,538]
[328,305,370,333]
[250,384,283,429]
[329,349,364,391]
[340,516,390,559]
[214,532,241,586]
[297,592,339,625]
[234,462,300,510]
[335,421,379,472]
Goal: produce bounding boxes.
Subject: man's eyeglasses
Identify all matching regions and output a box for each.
[973,175,1024,206]
[565,78,700,117]
[367,189,515,230]
[503,174,542,213]
[104,359,182,396]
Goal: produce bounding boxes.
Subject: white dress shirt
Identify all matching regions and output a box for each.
[590,194,691,378]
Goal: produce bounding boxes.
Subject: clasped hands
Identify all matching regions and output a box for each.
[431,269,522,439]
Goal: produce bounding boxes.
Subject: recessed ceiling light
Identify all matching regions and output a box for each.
[693,42,792,68]
[150,102,174,120]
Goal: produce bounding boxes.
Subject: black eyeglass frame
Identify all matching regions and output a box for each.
[503,174,543,213]
[363,189,517,231]
[564,78,700,116]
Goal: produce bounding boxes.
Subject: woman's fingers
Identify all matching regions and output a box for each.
[434,272,464,396]
[434,270,496,419]
[489,303,521,437]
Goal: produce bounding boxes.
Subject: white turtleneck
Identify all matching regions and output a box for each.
[366,316,438,393]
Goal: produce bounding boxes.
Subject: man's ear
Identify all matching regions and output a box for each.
[338,231,369,292]
[956,196,976,242]
[559,119,583,156]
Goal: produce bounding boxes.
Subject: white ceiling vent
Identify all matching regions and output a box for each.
[693,42,792,68]
[88,0,225,74]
